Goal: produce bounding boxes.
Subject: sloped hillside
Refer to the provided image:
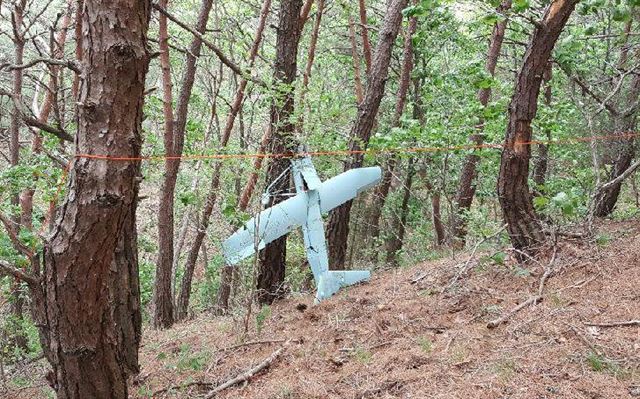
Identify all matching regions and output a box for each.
[6,220,640,398]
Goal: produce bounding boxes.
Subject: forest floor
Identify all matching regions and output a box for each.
[5,219,640,399]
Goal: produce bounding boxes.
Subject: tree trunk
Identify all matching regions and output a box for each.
[497,0,578,254]
[385,158,415,265]
[71,0,84,100]
[358,0,372,75]
[8,0,28,354]
[257,0,304,305]
[592,73,640,217]
[215,266,234,314]
[298,0,324,129]
[348,14,365,104]
[154,0,214,329]
[326,0,408,270]
[35,1,150,397]
[451,0,510,248]
[533,63,553,188]
[238,127,271,211]
[175,0,272,320]
[368,12,416,245]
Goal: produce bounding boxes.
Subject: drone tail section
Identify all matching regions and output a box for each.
[315,270,370,303]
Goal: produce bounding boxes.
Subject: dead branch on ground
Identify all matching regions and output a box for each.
[487,246,558,329]
[585,320,639,328]
[204,345,286,398]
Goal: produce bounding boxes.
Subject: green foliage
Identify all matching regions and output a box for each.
[176,345,210,372]
[139,260,156,312]
[585,351,626,377]
[255,305,271,334]
[418,336,433,353]
[353,347,372,364]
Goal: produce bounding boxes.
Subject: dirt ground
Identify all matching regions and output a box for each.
[4,220,640,398]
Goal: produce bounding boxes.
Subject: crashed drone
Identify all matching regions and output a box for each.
[223,155,382,302]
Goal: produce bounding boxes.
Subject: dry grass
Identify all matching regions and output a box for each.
[4,219,640,398]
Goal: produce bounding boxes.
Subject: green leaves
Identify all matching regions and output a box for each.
[612,5,631,22]
[402,0,440,17]
[513,0,530,12]
[178,192,197,206]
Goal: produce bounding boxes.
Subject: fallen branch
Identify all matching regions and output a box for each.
[204,346,286,398]
[152,381,214,396]
[584,320,640,328]
[217,338,291,353]
[410,271,429,284]
[487,246,558,329]
[487,296,541,329]
[567,323,605,356]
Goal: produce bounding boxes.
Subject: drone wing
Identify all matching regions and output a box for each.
[222,193,308,264]
[222,166,382,265]
[318,167,382,212]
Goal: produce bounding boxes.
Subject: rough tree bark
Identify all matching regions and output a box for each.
[348,15,365,104]
[236,0,316,211]
[257,0,304,305]
[497,0,578,253]
[367,11,417,246]
[8,0,28,352]
[33,0,151,397]
[358,0,372,75]
[533,62,553,188]
[326,0,408,269]
[176,0,272,319]
[385,158,415,265]
[450,0,511,248]
[592,73,640,216]
[154,0,214,329]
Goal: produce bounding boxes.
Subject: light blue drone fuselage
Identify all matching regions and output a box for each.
[222,156,382,302]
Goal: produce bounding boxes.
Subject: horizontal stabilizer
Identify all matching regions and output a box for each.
[315,270,370,303]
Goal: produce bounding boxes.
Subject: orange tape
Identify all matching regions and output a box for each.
[71,131,640,162]
[36,130,639,233]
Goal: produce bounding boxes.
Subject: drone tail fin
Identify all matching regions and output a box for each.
[315,270,370,303]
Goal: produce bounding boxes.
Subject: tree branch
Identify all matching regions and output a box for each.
[585,320,640,328]
[152,3,264,87]
[598,159,640,192]
[0,260,39,286]
[0,57,82,74]
[0,87,73,142]
[0,212,34,258]
[204,345,286,398]
[557,62,620,116]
